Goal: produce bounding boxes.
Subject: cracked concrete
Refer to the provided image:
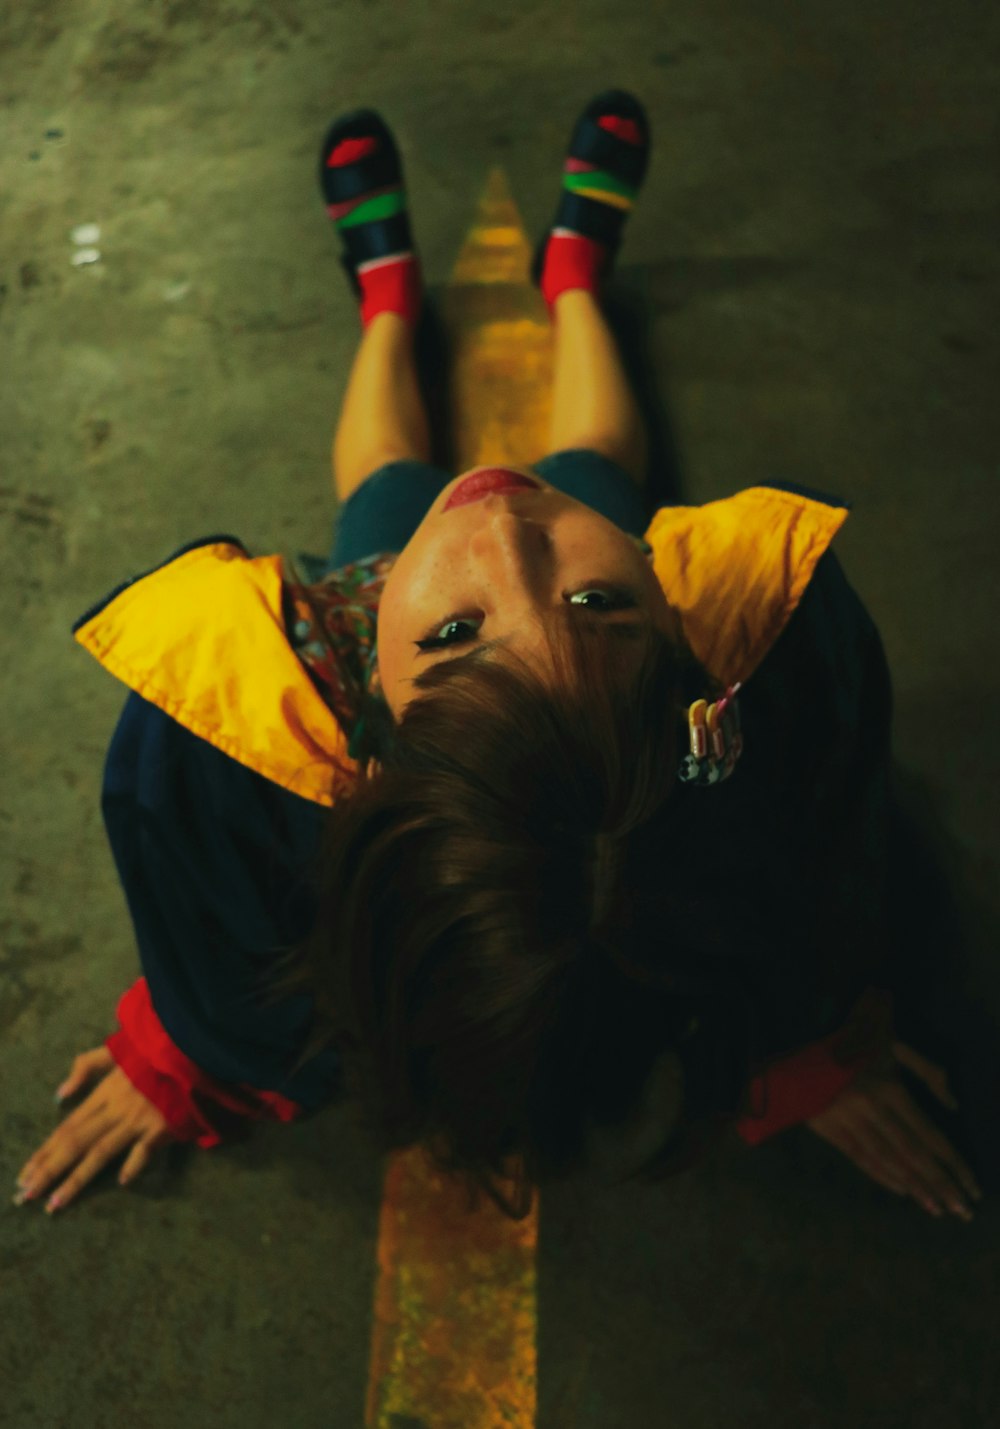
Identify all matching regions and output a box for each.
[2,1,999,1425]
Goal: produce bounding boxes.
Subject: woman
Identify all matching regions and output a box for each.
[14,91,984,1225]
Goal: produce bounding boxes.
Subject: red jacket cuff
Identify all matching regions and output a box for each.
[736,985,895,1146]
[104,977,305,1149]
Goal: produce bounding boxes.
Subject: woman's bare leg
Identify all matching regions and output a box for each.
[332,312,432,503]
[548,288,648,487]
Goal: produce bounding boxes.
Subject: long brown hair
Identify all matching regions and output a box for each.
[257,569,769,1220]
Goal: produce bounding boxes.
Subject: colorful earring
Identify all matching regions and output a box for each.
[678,683,744,786]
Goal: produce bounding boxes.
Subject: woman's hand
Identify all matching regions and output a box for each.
[805,1039,984,1221]
[14,1046,175,1215]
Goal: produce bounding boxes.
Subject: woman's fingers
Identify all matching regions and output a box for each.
[49,1127,171,1210]
[17,1099,119,1205]
[853,1088,975,1216]
[827,1109,954,1216]
[891,1040,958,1110]
[808,1107,912,1197]
[861,1113,959,1215]
[39,1127,142,1213]
[879,1080,983,1204]
[53,1045,115,1104]
[118,1139,153,1187]
[807,1075,980,1220]
[17,1086,111,1193]
[826,1121,910,1197]
[16,1066,172,1213]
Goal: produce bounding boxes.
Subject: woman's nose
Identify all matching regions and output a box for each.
[470,512,549,587]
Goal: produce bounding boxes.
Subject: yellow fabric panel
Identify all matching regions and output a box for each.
[644,485,850,688]
[73,541,359,808]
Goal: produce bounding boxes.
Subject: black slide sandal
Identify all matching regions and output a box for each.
[317,107,411,300]
[530,88,652,292]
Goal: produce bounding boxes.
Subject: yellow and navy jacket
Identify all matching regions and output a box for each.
[71,480,896,1152]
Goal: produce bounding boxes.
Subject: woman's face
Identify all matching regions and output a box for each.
[374,465,684,718]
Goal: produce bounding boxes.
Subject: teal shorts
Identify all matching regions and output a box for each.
[326,447,655,571]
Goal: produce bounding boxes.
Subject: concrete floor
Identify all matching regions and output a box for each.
[2,1,1000,1425]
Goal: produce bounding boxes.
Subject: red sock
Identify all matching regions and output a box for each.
[354,251,423,331]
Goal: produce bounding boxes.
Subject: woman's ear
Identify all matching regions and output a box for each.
[581,1048,684,1184]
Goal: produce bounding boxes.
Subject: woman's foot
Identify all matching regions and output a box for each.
[319,108,424,330]
[532,89,651,319]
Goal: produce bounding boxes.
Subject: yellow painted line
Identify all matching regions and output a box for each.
[365,166,549,1429]
[366,1149,539,1429]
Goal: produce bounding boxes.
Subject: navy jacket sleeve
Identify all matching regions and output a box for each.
[648,530,901,1145]
[731,539,900,1139]
[763,540,897,1043]
[100,689,343,1137]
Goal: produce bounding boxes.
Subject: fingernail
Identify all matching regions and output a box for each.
[948,1199,972,1221]
[924,1198,943,1217]
[45,1193,62,1214]
[11,1188,28,1207]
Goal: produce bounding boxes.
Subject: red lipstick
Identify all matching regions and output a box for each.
[443,467,540,510]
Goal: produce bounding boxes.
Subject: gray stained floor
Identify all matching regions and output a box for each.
[2,2,999,1426]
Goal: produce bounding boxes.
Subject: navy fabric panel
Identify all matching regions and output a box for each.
[649,544,896,1064]
[101,691,342,1112]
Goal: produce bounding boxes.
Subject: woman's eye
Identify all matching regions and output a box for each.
[414,587,635,651]
[415,617,478,650]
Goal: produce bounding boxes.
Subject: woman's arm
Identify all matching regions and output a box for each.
[99,691,344,1138]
